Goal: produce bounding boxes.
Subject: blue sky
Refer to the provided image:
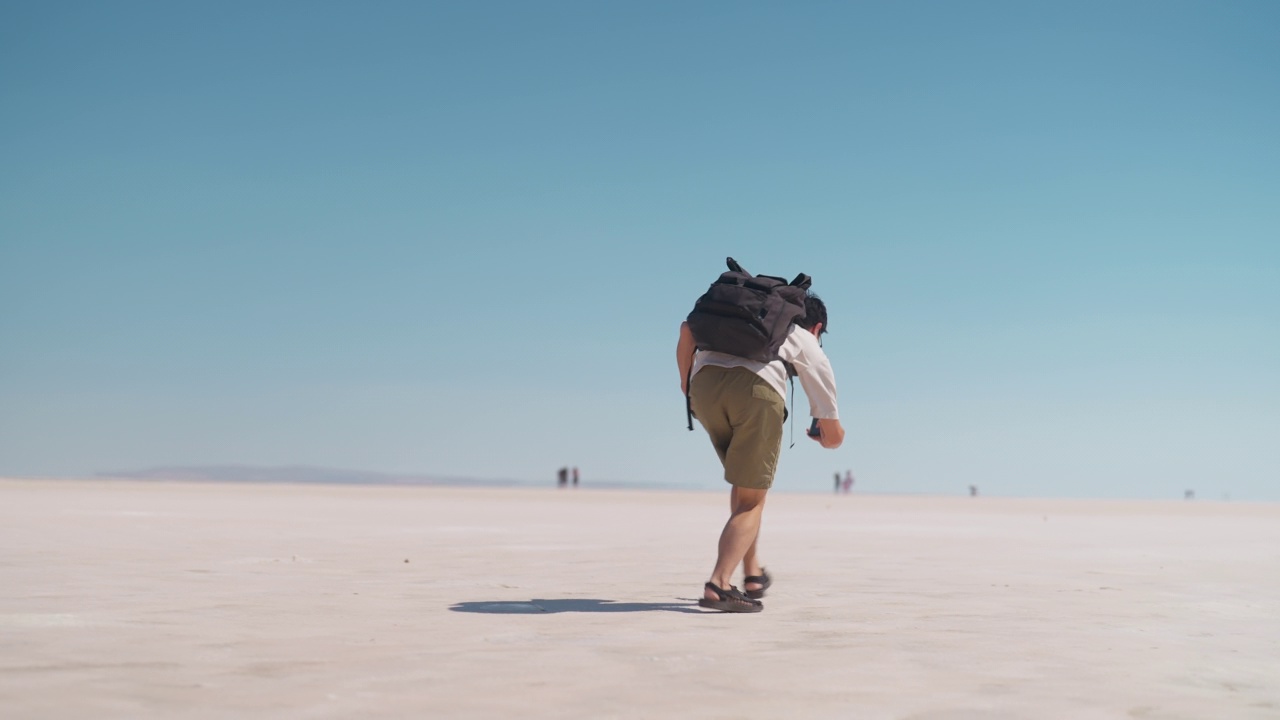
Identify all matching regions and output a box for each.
[2,1,1277,499]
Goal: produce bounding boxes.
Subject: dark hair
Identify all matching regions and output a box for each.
[798,292,828,337]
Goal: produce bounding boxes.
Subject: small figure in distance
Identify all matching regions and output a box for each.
[842,469,853,494]
[557,467,568,489]
[834,472,841,494]
[969,484,978,497]
[572,467,579,488]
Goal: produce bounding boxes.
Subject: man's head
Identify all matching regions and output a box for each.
[797,292,828,338]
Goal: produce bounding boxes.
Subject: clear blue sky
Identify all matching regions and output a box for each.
[2,1,1277,499]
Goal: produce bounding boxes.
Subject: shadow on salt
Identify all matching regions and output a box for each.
[450,599,704,614]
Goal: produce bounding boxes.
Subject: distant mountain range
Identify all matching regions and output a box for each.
[98,465,530,487]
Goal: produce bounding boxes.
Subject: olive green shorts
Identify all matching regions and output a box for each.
[689,365,785,490]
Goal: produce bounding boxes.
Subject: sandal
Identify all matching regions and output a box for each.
[744,569,772,599]
[698,582,763,613]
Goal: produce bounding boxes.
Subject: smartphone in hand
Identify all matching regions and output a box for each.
[807,418,821,438]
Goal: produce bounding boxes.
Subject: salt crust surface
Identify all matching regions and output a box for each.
[2,479,1277,719]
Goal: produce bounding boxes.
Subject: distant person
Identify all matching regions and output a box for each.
[557,467,568,488]
[842,470,853,494]
[1185,489,1195,500]
[679,261,844,613]
[572,467,579,487]
[969,484,978,497]
[834,472,841,494]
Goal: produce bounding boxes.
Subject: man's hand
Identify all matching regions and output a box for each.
[808,418,845,449]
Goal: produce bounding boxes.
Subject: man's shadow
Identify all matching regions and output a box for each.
[450,598,705,614]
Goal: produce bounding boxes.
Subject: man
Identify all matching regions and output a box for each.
[677,293,844,613]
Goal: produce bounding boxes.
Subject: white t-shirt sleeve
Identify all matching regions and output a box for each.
[781,327,840,420]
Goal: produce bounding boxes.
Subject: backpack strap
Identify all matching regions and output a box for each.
[785,363,797,448]
[685,362,695,431]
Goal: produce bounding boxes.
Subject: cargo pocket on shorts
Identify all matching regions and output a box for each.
[750,383,785,422]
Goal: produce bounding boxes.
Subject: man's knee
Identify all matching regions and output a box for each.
[730,487,768,514]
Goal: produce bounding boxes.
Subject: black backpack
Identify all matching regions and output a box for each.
[687,257,811,362]
[684,257,812,431]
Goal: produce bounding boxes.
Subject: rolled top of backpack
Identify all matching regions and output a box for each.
[727,257,811,290]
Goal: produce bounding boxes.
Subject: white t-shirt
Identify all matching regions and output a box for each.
[692,325,840,420]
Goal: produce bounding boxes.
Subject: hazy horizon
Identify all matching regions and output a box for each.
[0,463,1261,502]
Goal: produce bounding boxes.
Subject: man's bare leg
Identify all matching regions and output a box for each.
[742,533,765,593]
[736,485,766,592]
[705,486,768,601]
